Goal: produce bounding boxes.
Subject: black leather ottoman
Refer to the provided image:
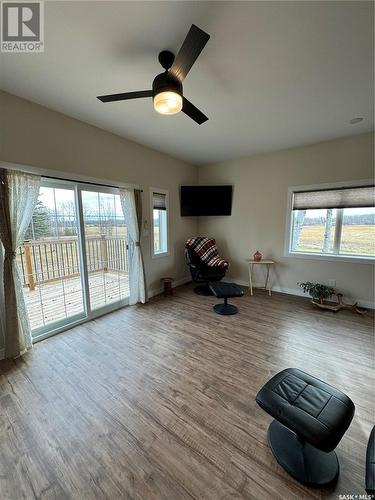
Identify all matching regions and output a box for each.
[256,368,355,487]
[209,282,244,315]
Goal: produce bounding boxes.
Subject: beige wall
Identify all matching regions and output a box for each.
[197,133,374,307]
[0,90,198,296]
[0,89,373,315]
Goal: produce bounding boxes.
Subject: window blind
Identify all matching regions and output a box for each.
[292,186,375,210]
[153,192,166,210]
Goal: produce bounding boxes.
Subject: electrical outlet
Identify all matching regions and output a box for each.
[328,279,336,287]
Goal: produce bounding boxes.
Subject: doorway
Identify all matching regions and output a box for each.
[19,179,129,340]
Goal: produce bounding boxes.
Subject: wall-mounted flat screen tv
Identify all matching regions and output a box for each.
[180,185,233,216]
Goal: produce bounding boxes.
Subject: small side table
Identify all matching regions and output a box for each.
[160,277,174,297]
[246,260,275,296]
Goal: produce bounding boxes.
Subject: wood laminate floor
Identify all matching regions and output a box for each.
[0,284,374,500]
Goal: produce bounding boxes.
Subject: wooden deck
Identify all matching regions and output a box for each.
[23,271,129,330]
[0,284,373,499]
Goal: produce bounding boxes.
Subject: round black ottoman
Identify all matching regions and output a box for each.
[209,282,244,315]
[256,368,355,487]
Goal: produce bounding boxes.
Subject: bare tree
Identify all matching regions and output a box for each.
[322,209,334,253]
[99,199,116,235]
[58,200,76,236]
[292,210,306,250]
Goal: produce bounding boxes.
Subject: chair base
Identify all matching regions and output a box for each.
[194,284,214,296]
[268,420,339,487]
[213,303,238,315]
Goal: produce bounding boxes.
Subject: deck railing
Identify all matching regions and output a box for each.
[17,235,128,290]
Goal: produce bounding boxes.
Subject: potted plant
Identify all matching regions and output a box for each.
[298,281,335,305]
[298,281,367,315]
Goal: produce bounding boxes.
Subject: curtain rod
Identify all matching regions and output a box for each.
[0,162,142,192]
[41,174,143,192]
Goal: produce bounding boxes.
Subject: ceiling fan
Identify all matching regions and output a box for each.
[97,24,210,125]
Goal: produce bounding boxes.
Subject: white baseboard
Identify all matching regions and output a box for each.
[0,276,369,361]
[224,278,375,310]
[355,299,374,310]
[148,276,191,299]
[149,275,374,309]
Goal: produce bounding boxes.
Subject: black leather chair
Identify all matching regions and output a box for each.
[186,247,227,295]
[366,426,375,496]
[256,368,355,487]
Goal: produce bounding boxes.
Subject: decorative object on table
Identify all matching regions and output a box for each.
[185,237,229,295]
[298,281,367,315]
[209,282,244,315]
[160,277,174,297]
[253,250,262,262]
[246,259,275,296]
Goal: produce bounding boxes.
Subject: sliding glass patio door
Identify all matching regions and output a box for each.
[19,181,86,335]
[80,187,129,311]
[20,179,129,340]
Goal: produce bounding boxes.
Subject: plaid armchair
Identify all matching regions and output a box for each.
[185,238,228,295]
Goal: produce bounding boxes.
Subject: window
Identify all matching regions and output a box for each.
[151,189,169,256]
[288,184,375,260]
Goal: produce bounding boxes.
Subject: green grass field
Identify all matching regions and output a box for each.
[297,224,375,255]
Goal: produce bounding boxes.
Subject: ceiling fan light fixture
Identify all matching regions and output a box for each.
[97,24,209,124]
[154,91,182,115]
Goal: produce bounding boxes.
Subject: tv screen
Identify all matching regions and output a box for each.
[180,185,233,216]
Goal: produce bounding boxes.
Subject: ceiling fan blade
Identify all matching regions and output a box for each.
[97,90,153,103]
[170,24,210,82]
[182,97,208,125]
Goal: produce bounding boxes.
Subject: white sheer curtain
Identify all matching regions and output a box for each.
[119,188,146,305]
[0,169,41,358]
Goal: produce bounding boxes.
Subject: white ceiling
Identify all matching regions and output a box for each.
[0,1,373,165]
